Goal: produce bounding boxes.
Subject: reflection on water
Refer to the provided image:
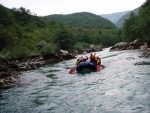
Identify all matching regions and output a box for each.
[0,49,150,113]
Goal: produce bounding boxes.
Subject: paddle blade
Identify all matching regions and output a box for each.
[69,67,75,74]
[96,65,100,71]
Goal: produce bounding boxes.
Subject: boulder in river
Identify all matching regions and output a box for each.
[128,39,142,49]
[86,44,103,53]
[110,39,143,51]
[60,49,69,55]
[110,39,150,57]
[139,41,150,57]
[110,42,129,51]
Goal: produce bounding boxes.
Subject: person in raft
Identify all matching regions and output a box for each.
[96,56,101,65]
[90,53,101,65]
[75,56,88,66]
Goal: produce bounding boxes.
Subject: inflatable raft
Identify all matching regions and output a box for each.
[76,61,97,73]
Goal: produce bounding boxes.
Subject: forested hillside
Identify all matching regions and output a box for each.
[123,0,149,42]
[0,0,149,62]
[45,12,116,29]
[0,4,60,60]
[0,4,123,61]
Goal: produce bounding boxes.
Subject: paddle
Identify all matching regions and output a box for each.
[96,65,100,71]
[69,67,76,74]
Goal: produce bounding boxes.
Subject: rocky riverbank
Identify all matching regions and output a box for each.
[2,40,148,89]
[0,44,103,89]
[110,39,150,57]
[0,52,75,89]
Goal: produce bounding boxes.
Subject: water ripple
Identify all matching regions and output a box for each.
[0,50,150,113]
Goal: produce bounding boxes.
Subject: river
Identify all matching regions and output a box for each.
[0,48,150,113]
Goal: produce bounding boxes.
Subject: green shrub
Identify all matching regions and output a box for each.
[74,42,89,52]
[40,43,57,55]
[11,46,31,59]
[35,40,47,50]
[0,51,11,62]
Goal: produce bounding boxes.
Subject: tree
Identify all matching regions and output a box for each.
[123,13,137,41]
[54,27,75,50]
[123,0,150,42]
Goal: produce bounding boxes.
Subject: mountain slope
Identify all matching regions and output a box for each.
[116,7,140,28]
[45,12,116,29]
[100,11,130,24]
[122,0,149,41]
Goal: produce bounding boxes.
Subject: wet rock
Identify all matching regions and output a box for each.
[18,62,30,71]
[86,44,103,53]
[28,62,37,70]
[62,54,76,60]
[139,41,150,57]
[94,45,103,52]
[7,60,19,70]
[0,72,11,78]
[86,48,95,53]
[43,54,55,60]
[0,65,8,72]
[90,44,96,49]
[0,79,4,85]
[128,39,142,49]
[54,49,76,60]
[60,49,68,55]
[115,42,129,47]
[4,77,15,84]
[110,42,129,51]
[110,39,146,52]
[0,75,17,89]
[139,43,148,52]
[35,61,45,67]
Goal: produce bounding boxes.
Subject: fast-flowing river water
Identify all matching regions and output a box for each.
[0,48,150,113]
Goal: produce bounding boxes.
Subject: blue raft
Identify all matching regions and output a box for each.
[76,61,97,73]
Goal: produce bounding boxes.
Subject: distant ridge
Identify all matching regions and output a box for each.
[116,7,140,28]
[100,11,130,24]
[45,12,116,29]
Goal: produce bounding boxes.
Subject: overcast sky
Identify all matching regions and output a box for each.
[0,0,147,16]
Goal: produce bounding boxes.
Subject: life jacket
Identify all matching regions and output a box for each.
[90,54,96,63]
